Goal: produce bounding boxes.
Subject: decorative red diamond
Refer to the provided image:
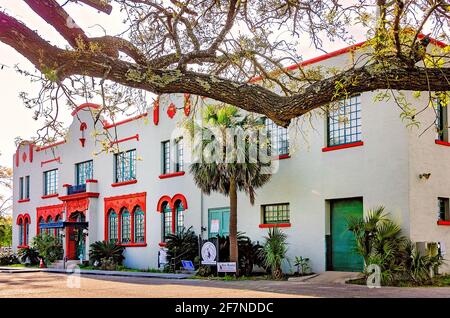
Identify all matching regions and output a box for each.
[167,102,177,119]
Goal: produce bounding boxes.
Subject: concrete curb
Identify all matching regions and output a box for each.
[0,266,193,279]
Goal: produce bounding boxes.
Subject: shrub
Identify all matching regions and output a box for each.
[216,233,264,276]
[294,256,311,276]
[89,241,125,268]
[17,247,40,265]
[260,228,288,279]
[165,227,199,271]
[31,233,63,265]
[348,206,443,286]
[0,250,19,265]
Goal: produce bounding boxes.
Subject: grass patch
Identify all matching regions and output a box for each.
[78,264,164,273]
[2,264,39,268]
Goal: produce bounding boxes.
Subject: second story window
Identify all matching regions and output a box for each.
[19,176,30,200]
[265,118,289,156]
[438,197,449,222]
[175,138,184,172]
[436,97,448,142]
[43,169,58,196]
[76,160,93,185]
[115,149,136,183]
[327,95,361,147]
[162,140,170,174]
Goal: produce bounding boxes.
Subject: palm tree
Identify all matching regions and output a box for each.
[188,105,272,268]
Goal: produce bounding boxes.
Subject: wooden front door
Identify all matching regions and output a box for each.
[330,198,364,272]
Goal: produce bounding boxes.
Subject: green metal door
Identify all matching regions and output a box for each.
[208,208,230,238]
[331,198,364,272]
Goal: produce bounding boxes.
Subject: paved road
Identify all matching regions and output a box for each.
[0,272,449,298]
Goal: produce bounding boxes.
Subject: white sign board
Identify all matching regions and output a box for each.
[217,262,237,273]
[210,219,220,233]
[201,241,217,265]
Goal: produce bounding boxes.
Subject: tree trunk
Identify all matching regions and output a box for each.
[229,176,238,267]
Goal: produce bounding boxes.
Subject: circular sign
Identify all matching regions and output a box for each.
[201,241,217,264]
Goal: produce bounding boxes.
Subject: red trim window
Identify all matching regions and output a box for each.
[438,197,450,225]
[104,193,147,246]
[260,203,291,228]
[435,97,449,143]
[325,95,362,150]
[157,194,188,242]
[16,214,30,248]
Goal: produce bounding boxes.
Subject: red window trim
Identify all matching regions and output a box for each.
[86,179,98,183]
[437,220,450,226]
[17,198,30,203]
[110,134,140,146]
[322,141,364,152]
[17,245,30,249]
[62,184,71,188]
[259,223,291,228]
[118,243,147,247]
[41,193,59,199]
[435,140,450,147]
[36,140,66,152]
[277,154,290,160]
[111,179,137,187]
[159,242,167,247]
[159,171,185,179]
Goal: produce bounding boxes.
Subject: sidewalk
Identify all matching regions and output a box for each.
[0,266,193,279]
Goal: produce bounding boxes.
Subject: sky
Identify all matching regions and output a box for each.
[0,1,367,169]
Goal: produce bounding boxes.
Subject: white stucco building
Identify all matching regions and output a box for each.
[12,40,450,273]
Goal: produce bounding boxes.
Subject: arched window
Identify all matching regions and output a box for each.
[46,217,54,236]
[18,218,24,246]
[54,215,62,243]
[39,217,45,235]
[134,206,145,243]
[108,210,118,242]
[175,201,185,234]
[121,209,131,244]
[162,202,172,241]
[24,217,30,246]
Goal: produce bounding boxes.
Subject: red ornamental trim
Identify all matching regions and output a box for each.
[153,97,160,125]
[36,140,66,152]
[36,204,64,233]
[437,220,450,226]
[322,141,364,152]
[435,140,450,147]
[80,122,87,131]
[111,179,138,187]
[29,144,33,163]
[184,93,191,116]
[159,171,185,179]
[71,103,101,116]
[103,113,148,129]
[16,213,31,247]
[259,223,291,228]
[104,192,147,244]
[41,193,59,199]
[86,179,98,183]
[15,149,19,167]
[18,199,30,203]
[156,193,188,212]
[58,192,100,201]
[22,152,27,162]
[110,134,139,146]
[41,157,61,167]
[167,102,176,119]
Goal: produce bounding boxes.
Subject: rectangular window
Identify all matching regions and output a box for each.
[327,95,362,147]
[175,138,184,172]
[43,169,58,195]
[19,177,24,200]
[114,149,136,183]
[436,98,448,142]
[438,197,449,221]
[162,204,172,241]
[162,141,170,174]
[265,118,289,156]
[262,203,290,224]
[25,176,30,199]
[76,160,93,185]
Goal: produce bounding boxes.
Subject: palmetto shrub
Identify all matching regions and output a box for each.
[17,247,40,265]
[89,241,125,268]
[260,227,288,279]
[348,206,443,286]
[165,227,199,271]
